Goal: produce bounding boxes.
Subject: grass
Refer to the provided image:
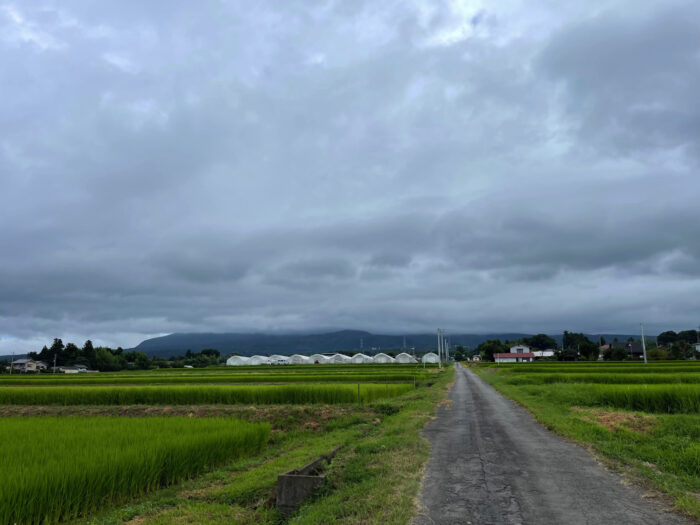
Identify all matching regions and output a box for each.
[0,417,269,525]
[71,366,455,524]
[0,383,415,405]
[474,363,700,520]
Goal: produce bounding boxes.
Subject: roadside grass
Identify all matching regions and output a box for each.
[474,366,700,520]
[76,366,454,525]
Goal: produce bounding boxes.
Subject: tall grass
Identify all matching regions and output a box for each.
[0,372,428,386]
[0,416,269,524]
[0,383,414,405]
[520,384,700,413]
[507,373,700,385]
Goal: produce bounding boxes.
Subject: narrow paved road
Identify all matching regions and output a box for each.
[413,364,688,525]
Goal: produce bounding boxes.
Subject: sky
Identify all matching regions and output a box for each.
[1,0,699,352]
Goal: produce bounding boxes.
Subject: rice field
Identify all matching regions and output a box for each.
[0,416,269,525]
[0,361,437,523]
[0,382,415,405]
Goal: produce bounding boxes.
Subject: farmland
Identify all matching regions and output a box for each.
[474,361,700,520]
[0,363,448,524]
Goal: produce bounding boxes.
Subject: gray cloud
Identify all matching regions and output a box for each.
[1,0,699,353]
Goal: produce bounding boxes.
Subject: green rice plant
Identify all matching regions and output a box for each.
[506,373,700,385]
[0,372,429,386]
[0,383,414,405]
[0,416,269,524]
[503,366,700,374]
[520,384,700,413]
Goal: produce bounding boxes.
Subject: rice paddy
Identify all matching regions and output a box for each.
[0,417,269,525]
[0,361,437,523]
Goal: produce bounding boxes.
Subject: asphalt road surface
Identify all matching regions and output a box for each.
[413,364,689,525]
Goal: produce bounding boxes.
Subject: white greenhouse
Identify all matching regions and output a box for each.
[351,353,373,364]
[309,354,331,364]
[289,354,311,365]
[421,352,439,364]
[226,355,251,366]
[249,355,271,365]
[329,353,352,364]
[395,352,417,364]
[373,353,395,364]
[269,354,290,365]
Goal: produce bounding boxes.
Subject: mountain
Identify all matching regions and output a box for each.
[131,330,641,358]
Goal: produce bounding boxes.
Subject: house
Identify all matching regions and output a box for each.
[58,364,89,374]
[494,352,535,363]
[11,359,48,373]
[532,349,555,359]
[509,345,531,353]
[471,355,481,362]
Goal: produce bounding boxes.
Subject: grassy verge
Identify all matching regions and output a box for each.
[75,366,454,524]
[474,366,700,521]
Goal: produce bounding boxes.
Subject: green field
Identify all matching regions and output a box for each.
[0,362,447,524]
[0,417,269,525]
[474,361,700,520]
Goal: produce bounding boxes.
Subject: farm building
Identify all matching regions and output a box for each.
[471,355,481,362]
[494,352,535,363]
[509,345,531,353]
[329,354,352,364]
[11,359,48,373]
[249,355,271,365]
[421,352,439,364]
[226,355,251,366]
[395,352,417,364]
[269,354,290,365]
[532,350,555,359]
[373,353,395,364]
[351,353,373,364]
[309,354,331,364]
[289,354,311,364]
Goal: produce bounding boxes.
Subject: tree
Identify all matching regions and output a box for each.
[677,330,699,344]
[523,334,557,350]
[82,340,96,369]
[476,339,507,362]
[454,345,465,362]
[603,346,628,361]
[657,331,677,347]
[669,341,691,360]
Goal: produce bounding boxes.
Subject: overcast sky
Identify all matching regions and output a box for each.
[1,0,699,352]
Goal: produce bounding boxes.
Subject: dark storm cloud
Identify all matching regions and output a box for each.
[1,0,699,352]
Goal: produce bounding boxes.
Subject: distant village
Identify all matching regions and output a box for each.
[3,329,699,373]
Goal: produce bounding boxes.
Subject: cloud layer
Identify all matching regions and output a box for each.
[1,0,699,351]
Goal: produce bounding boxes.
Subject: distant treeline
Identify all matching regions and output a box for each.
[0,339,223,372]
[455,330,699,362]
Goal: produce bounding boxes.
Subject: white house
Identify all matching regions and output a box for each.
[531,350,555,359]
[471,355,481,362]
[248,355,271,365]
[289,354,311,365]
[421,352,439,364]
[373,353,395,364]
[309,354,331,364]
[11,359,47,373]
[58,364,89,373]
[226,355,251,366]
[495,352,535,363]
[269,354,290,365]
[509,345,531,353]
[395,352,417,364]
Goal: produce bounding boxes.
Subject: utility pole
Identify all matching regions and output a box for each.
[53,353,57,374]
[640,323,648,364]
[9,352,14,375]
[437,329,442,368]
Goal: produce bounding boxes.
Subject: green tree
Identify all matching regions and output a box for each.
[677,330,699,344]
[523,334,557,350]
[82,340,96,369]
[657,331,677,346]
[476,339,507,362]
